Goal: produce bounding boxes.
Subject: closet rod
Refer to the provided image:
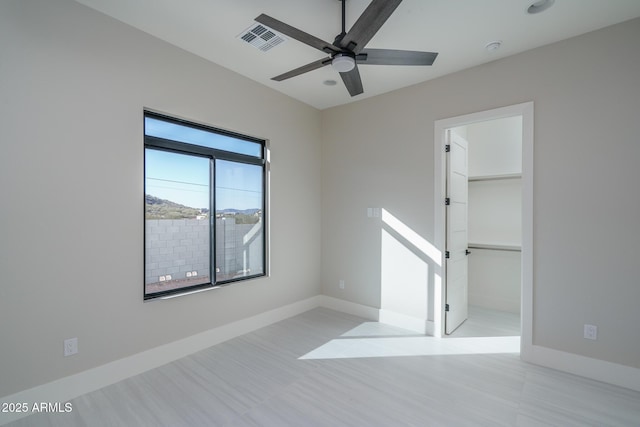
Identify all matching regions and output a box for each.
[468,244,521,252]
[468,173,521,182]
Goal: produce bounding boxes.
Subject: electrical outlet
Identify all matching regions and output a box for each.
[159,276,166,282]
[186,272,192,277]
[584,324,598,340]
[339,279,345,289]
[64,337,78,356]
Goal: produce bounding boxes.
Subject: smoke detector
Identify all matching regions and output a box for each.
[485,40,502,52]
[527,0,555,14]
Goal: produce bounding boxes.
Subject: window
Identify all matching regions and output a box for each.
[144,112,266,299]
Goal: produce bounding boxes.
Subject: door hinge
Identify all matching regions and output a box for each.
[445,303,450,312]
[445,197,450,205]
[445,251,450,259]
[445,144,451,152]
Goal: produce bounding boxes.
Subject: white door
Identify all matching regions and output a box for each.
[445,130,469,334]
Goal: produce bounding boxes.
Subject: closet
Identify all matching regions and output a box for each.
[454,116,522,318]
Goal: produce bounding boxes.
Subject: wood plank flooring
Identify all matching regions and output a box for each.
[7,308,640,426]
[448,305,520,337]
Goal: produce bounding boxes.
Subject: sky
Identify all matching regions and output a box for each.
[145,117,261,157]
[145,149,262,211]
[144,116,263,211]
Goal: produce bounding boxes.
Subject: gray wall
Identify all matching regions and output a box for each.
[0,0,321,397]
[321,18,640,369]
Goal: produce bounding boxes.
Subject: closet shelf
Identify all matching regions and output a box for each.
[468,173,521,182]
[468,242,521,252]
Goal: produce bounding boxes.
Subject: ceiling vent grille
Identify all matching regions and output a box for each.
[238,24,286,52]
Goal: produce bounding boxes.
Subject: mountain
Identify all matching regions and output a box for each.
[216,208,261,225]
[145,194,205,219]
[216,208,260,215]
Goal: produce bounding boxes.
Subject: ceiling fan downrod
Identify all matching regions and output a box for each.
[334,0,347,46]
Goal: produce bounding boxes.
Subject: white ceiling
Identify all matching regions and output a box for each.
[74,0,640,110]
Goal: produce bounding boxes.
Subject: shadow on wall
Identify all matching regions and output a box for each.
[378,208,442,333]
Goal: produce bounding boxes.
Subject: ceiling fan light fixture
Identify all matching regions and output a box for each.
[332,53,355,73]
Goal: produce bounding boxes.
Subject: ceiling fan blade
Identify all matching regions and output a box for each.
[271,58,332,81]
[255,14,339,54]
[339,65,364,97]
[338,0,403,54]
[356,49,438,66]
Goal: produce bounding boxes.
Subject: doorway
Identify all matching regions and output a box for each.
[433,103,533,353]
[448,117,523,336]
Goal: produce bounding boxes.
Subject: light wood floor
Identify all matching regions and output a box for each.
[448,305,520,337]
[8,308,640,426]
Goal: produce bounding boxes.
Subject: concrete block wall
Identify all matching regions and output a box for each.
[145,219,210,284]
[215,218,264,281]
[145,218,264,284]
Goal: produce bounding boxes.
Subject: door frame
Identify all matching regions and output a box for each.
[433,102,533,356]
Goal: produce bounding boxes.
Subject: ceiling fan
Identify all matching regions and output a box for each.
[255,0,438,97]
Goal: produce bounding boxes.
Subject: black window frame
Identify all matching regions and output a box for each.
[143,111,267,300]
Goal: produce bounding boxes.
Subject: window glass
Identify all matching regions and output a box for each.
[145,117,262,158]
[215,160,264,281]
[145,149,211,295]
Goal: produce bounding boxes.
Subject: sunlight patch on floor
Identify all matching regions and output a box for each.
[300,321,519,360]
[300,335,520,359]
[339,321,423,338]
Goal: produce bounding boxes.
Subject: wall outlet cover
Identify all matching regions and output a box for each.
[64,337,78,356]
[584,324,598,340]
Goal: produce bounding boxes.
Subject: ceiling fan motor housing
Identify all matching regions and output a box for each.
[332,53,356,72]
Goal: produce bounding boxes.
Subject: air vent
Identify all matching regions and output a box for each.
[238,24,286,52]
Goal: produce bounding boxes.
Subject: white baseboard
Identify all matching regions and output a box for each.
[524,344,640,392]
[0,296,323,426]
[317,296,434,336]
[378,309,428,334]
[316,295,380,320]
[424,320,436,336]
